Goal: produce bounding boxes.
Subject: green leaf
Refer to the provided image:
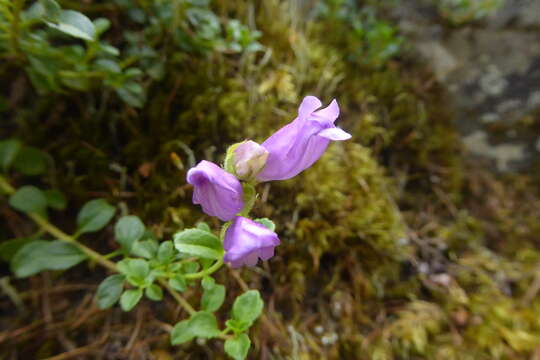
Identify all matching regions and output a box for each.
[0,238,35,262]
[196,222,211,232]
[145,284,163,301]
[76,199,115,234]
[201,284,225,312]
[182,261,200,274]
[189,311,221,338]
[40,0,61,21]
[157,241,175,263]
[174,229,223,260]
[115,82,145,108]
[225,319,249,333]
[200,258,215,270]
[168,276,187,292]
[95,59,121,73]
[254,218,276,231]
[201,276,215,290]
[0,139,21,171]
[95,274,125,309]
[120,288,142,311]
[93,17,111,36]
[46,10,96,41]
[224,334,251,360]
[170,312,220,345]
[117,258,149,279]
[13,147,48,175]
[114,215,145,250]
[131,239,158,258]
[11,240,86,278]
[44,189,67,210]
[171,320,194,345]
[232,290,263,326]
[9,186,47,216]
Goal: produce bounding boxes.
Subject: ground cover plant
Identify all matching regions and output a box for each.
[2,0,540,359]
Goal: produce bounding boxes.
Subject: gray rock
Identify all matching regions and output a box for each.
[393,0,540,171]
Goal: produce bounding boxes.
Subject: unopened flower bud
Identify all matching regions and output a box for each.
[233,140,269,181]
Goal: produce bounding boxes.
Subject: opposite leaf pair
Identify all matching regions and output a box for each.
[186,96,351,268]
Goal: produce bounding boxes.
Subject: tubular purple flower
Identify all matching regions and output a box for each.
[186,160,243,221]
[224,216,280,268]
[256,96,351,182]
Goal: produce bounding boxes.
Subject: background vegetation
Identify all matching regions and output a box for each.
[2,0,540,358]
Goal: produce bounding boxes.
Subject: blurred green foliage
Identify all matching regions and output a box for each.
[434,0,505,25]
[0,0,263,107]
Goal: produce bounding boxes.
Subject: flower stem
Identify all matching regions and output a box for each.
[0,175,194,315]
[239,183,256,216]
[184,258,224,280]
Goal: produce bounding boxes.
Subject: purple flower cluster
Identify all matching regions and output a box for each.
[186,96,351,268]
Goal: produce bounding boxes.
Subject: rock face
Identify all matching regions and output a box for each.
[393,0,540,171]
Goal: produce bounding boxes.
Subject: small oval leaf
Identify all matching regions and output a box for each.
[174,229,223,260]
[76,199,115,234]
[9,186,48,216]
[95,274,125,309]
[46,10,96,41]
[201,284,225,312]
[224,334,251,360]
[120,288,142,311]
[232,290,263,326]
[114,215,145,250]
[11,240,87,278]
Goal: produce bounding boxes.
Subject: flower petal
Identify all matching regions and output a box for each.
[223,216,280,268]
[318,127,352,141]
[186,161,243,221]
[312,99,340,123]
[259,246,275,260]
[298,95,322,119]
[257,96,350,181]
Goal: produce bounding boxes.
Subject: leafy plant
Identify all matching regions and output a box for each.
[0,0,264,108]
[314,0,403,68]
[0,138,267,359]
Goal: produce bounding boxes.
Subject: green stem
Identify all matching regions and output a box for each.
[0,178,111,269]
[103,249,123,259]
[184,259,224,280]
[239,183,256,216]
[29,212,118,272]
[0,175,194,315]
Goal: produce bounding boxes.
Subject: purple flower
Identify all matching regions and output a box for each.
[186,160,243,221]
[256,96,351,182]
[224,216,280,268]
